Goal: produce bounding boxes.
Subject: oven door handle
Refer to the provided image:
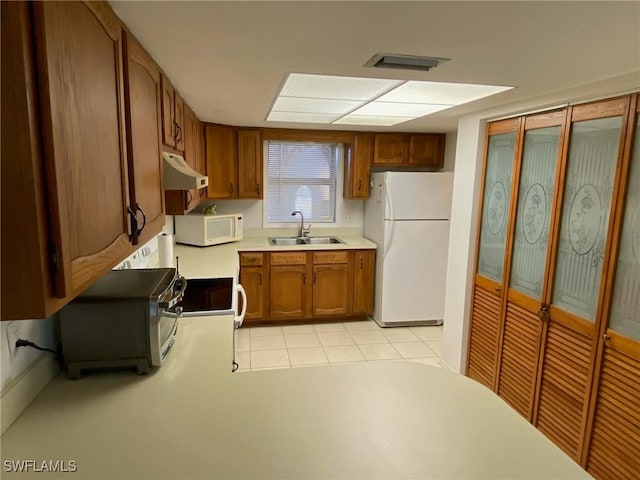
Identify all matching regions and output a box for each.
[234,283,247,329]
[160,276,188,310]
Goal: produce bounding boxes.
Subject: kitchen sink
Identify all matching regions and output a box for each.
[268,236,344,246]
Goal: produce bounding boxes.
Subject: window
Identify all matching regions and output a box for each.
[265,141,338,223]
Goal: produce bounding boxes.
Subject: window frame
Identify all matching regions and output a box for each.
[262,141,344,229]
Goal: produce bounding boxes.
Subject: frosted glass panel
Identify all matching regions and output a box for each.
[552,117,622,321]
[510,127,561,299]
[609,116,640,340]
[477,133,516,282]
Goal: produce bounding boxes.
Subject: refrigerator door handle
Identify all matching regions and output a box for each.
[383,179,395,258]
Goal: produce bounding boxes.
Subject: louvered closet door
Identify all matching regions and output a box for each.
[498,113,565,420]
[467,119,519,389]
[535,98,629,462]
[585,99,640,480]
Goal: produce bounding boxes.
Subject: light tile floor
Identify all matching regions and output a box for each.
[235,319,445,372]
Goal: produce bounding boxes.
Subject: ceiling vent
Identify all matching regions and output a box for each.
[364,53,450,72]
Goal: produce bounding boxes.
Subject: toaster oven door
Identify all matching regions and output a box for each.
[149,313,179,367]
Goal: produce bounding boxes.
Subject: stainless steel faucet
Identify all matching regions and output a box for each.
[291,210,310,237]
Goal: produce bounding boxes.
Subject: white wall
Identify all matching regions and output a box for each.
[1,318,56,394]
[208,198,365,232]
[442,132,457,172]
[441,72,640,373]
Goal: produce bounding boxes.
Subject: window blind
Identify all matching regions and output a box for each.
[266,141,338,223]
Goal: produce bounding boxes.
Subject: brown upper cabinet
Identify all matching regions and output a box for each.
[205,125,263,199]
[165,103,206,214]
[373,133,445,168]
[161,75,185,151]
[344,133,372,199]
[205,124,238,199]
[237,129,263,198]
[122,30,165,245]
[409,133,446,166]
[1,1,145,319]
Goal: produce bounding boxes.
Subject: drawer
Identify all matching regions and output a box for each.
[270,252,307,265]
[313,251,349,264]
[240,252,263,266]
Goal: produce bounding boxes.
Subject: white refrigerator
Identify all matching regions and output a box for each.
[364,171,454,327]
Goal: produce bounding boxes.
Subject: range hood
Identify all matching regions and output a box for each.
[162,152,208,190]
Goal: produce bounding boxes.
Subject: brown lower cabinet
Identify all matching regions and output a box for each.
[239,249,375,325]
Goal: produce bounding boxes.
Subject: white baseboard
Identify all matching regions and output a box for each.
[1,353,59,435]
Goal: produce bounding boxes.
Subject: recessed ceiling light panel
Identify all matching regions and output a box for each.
[267,111,341,123]
[279,73,401,101]
[266,73,514,126]
[333,115,413,126]
[377,81,513,105]
[272,97,363,115]
[351,102,452,117]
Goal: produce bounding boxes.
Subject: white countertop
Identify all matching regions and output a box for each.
[1,315,589,479]
[174,231,377,279]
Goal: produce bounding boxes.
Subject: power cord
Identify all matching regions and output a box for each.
[15,339,60,360]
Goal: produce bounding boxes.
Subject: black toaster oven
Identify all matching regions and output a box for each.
[59,268,186,379]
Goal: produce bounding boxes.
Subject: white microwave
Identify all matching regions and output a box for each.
[175,213,243,247]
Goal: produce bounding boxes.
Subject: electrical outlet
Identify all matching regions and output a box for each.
[344,215,353,224]
[6,322,21,360]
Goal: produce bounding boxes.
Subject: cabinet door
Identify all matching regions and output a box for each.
[205,124,237,199]
[122,31,164,246]
[373,134,409,165]
[498,113,565,420]
[536,98,628,461]
[33,1,132,298]
[237,129,263,198]
[344,133,372,199]
[183,104,203,213]
[174,93,185,152]
[240,265,267,321]
[353,250,375,314]
[160,75,175,148]
[584,100,640,479]
[408,134,445,167]
[313,265,349,316]
[270,265,307,319]
[467,119,520,390]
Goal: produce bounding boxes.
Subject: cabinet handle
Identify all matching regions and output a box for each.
[135,203,146,237]
[303,273,306,284]
[495,286,502,293]
[174,121,182,143]
[358,179,362,191]
[259,273,262,286]
[313,272,317,284]
[538,303,549,323]
[603,333,610,342]
[127,206,138,241]
[256,183,260,195]
[229,182,235,194]
[360,257,364,270]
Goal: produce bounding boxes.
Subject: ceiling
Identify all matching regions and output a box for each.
[110,1,640,133]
